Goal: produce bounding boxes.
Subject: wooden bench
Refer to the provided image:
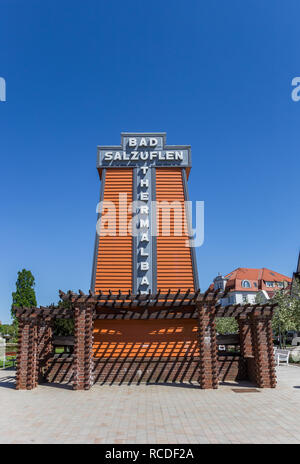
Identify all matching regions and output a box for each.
[274,349,290,366]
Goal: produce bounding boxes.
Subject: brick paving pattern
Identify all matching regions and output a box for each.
[0,365,299,444]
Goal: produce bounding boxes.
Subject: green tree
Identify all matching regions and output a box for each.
[255,292,267,304]
[270,282,300,346]
[291,279,300,329]
[215,317,238,334]
[11,269,37,324]
[53,299,74,336]
[0,324,17,339]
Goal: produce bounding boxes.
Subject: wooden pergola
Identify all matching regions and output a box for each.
[14,289,277,391]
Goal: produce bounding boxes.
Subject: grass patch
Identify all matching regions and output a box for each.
[55,347,65,354]
[0,355,16,369]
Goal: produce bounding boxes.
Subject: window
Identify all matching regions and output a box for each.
[242,295,248,303]
[266,281,274,287]
[253,282,257,287]
[242,280,251,288]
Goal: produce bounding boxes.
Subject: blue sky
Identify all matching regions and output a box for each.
[0,0,299,323]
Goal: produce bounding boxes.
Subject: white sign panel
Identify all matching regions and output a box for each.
[0,337,6,363]
[97,133,191,169]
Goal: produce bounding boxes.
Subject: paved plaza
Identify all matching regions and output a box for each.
[0,365,299,444]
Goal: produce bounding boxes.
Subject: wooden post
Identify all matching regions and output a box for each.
[237,317,253,357]
[37,319,53,382]
[16,319,38,390]
[250,314,277,388]
[73,306,94,390]
[197,304,218,389]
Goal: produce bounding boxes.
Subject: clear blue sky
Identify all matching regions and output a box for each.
[0,0,299,323]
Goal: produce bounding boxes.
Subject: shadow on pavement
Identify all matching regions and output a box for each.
[146,382,200,389]
[219,380,256,388]
[0,374,16,389]
[39,381,73,391]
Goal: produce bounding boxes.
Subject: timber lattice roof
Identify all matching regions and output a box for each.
[13,288,277,321]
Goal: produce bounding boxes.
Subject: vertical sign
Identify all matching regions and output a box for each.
[136,165,153,294]
[95,132,192,295]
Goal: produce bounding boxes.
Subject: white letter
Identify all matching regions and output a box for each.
[140,248,149,257]
[150,151,158,160]
[104,152,113,160]
[118,193,128,236]
[156,200,183,236]
[141,276,149,285]
[131,151,139,160]
[149,138,158,146]
[129,137,137,146]
[140,192,149,201]
[166,151,174,160]
[140,218,149,228]
[0,77,6,102]
[140,205,149,214]
[140,179,149,188]
[175,151,183,160]
[140,152,149,160]
[185,200,205,247]
[96,201,116,237]
[291,77,300,102]
[141,232,149,242]
[139,137,147,146]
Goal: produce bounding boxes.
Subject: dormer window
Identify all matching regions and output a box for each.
[242,280,251,288]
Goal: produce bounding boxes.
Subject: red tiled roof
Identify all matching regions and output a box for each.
[212,267,292,294]
[224,268,292,283]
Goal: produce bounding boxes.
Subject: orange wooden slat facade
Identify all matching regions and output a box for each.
[94,169,133,293]
[156,168,195,292]
[94,167,195,293]
[93,319,198,358]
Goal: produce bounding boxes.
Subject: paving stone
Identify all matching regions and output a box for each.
[0,365,299,443]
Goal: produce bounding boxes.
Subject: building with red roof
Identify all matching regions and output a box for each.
[212,267,292,306]
[292,252,300,286]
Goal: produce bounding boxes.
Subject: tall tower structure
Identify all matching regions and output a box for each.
[91,132,199,294]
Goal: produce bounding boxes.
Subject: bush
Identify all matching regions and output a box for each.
[215,317,238,334]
